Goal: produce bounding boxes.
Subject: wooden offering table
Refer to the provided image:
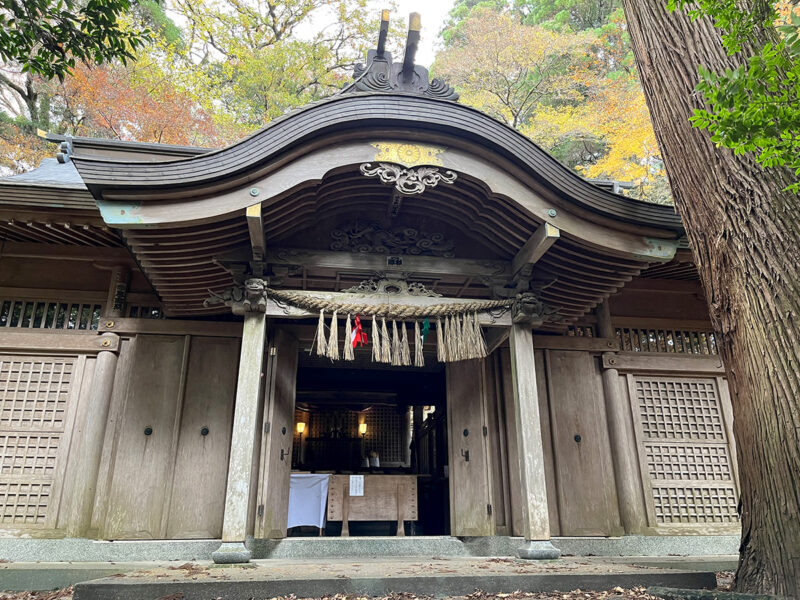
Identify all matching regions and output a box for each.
[327,474,418,536]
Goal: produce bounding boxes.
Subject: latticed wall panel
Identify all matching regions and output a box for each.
[0,356,75,527]
[631,375,739,527]
[0,299,103,331]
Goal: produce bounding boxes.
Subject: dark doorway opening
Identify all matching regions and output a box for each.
[290,351,449,536]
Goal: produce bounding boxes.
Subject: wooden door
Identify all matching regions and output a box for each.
[103,335,186,539]
[256,328,299,538]
[166,336,239,538]
[545,350,622,536]
[446,359,494,536]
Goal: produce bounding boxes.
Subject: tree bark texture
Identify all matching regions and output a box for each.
[621,1,800,596]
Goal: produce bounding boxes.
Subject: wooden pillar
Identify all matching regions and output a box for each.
[66,267,128,536]
[596,301,648,533]
[66,338,119,536]
[509,324,560,559]
[212,311,267,563]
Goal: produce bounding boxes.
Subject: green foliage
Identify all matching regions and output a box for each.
[0,0,149,80]
[668,0,800,191]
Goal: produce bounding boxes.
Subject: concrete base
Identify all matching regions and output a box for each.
[0,534,740,563]
[211,542,251,564]
[69,557,719,600]
[517,540,561,560]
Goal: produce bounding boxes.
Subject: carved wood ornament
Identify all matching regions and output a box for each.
[360,162,457,195]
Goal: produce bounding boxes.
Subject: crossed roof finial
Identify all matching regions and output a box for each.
[341,10,459,102]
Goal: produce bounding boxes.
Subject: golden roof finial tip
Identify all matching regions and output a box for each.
[409,12,421,31]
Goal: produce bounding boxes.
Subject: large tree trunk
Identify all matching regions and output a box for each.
[621,1,800,596]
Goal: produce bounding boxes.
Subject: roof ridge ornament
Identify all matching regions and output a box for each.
[342,11,459,102]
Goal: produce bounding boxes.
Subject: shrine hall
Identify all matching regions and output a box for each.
[0,13,739,563]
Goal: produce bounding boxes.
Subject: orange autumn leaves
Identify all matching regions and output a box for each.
[65,62,221,146]
[434,8,668,203]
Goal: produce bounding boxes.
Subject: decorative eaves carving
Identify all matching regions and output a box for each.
[330,221,456,257]
[360,162,457,195]
[511,292,560,326]
[204,278,268,315]
[342,274,441,297]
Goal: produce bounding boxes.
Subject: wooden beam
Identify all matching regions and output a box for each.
[602,352,724,374]
[612,316,713,330]
[99,317,242,338]
[246,202,266,264]
[512,222,560,277]
[0,241,134,264]
[263,289,512,326]
[532,335,618,351]
[267,247,511,279]
[0,330,119,353]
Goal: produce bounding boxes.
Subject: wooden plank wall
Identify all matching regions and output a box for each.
[96,333,239,540]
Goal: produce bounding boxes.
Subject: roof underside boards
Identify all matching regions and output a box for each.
[72,93,684,233]
[122,172,652,325]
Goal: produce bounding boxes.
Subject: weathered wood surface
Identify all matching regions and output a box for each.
[447,359,494,536]
[511,222,560,276]
[75,95,683,235]
[327,475,418,523]
[533,335,618,351]
[508,325,551,541]
[257,329,299,539]
[166,336,239,539]
[103,335,186,539]
[596,302,648,534]
[0,331,119,353]
[545,349,622,536]
[612,316,713,330]
[221,312,268,543]
[99,317,242,338]
[603,352,724,374]
[268,247,511,279]
[0,242,132,263]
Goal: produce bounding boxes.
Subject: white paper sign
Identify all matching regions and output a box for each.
[349,474,364,497]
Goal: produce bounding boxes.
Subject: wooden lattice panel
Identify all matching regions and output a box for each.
[651,485,738,524]
[0,481,52,525]
[644,443,732,481]
[636,378,725,441]
[617,328,718,355]
[0,434,61,476]
[0,356,75,529]
[0,299,103,330]
[632,375,739,527]
[0,359,73,430]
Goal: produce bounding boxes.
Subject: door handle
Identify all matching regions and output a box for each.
[461,449,470,462]
[280,447,290,461]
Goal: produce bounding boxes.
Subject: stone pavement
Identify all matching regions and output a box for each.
[14,556,732,600]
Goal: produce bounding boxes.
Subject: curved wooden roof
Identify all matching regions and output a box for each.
[73,93,683,233]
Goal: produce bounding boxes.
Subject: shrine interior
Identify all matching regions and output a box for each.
[291,347,449,536]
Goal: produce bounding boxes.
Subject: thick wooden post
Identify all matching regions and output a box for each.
[66,340,119,536]
[212,311,267,563]
[596,302,648,533]
[509,324,560,559]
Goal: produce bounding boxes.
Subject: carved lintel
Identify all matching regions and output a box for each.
[204,278,269,315]
[330,221,456,258]
[360,162,457,195]
[341,273,441,297]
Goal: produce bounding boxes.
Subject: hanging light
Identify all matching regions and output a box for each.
[296,422,306,435]
[359,422,367,437]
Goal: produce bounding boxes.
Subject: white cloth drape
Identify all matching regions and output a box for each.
[287,473,330,529]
